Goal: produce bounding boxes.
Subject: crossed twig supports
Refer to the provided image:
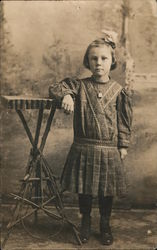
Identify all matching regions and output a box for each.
[2,104,82,249]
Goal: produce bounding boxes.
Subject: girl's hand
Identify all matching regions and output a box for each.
[62,94,74,114]
[119,148,127,160]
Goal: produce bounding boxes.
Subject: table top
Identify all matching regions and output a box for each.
[1,95,57,110]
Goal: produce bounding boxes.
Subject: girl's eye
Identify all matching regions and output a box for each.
[92,57,97,61]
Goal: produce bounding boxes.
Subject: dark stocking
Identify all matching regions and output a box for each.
[99,195,113,219]
[78,194,93,243]
[78,194,93,215]
[99,195,113,245]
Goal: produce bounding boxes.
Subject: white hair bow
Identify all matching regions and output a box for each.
[101,29,118,48]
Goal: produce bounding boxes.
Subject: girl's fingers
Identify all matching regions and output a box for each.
[62,95,74,112]
[68,105,74,113]
[61,102,65,109]
[62,103,74,113]
[67,104,71,112]
[62,102,68,110]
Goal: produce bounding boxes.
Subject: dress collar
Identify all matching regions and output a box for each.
[91,75,111,84]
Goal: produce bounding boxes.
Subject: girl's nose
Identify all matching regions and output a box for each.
[96,58,101,65]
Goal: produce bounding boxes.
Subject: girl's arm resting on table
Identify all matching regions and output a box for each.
[117,87,133,159]
[49,78,80,111]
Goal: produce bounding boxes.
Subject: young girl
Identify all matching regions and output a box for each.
[49,33,133,245]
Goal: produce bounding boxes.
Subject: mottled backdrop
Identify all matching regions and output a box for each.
[1,0,157,208]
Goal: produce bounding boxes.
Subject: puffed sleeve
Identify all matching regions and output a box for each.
[117,87,133,148]
[49,77,80,104]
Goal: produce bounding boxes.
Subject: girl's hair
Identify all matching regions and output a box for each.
[83,38,117,71]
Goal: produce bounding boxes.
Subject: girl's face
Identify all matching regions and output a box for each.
[88,45,112,78]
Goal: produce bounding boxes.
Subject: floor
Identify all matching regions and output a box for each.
[1,205,157,250]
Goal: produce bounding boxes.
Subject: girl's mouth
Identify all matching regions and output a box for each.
[95,68,102,71]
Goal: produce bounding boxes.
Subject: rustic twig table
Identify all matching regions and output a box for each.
[1,96,82,248]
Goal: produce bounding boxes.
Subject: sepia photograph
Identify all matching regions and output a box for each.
[0,0,157,249]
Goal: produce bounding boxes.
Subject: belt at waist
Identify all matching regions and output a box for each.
[74,137,117,147]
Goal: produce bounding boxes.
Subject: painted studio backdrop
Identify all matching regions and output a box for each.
[1,0,157,208]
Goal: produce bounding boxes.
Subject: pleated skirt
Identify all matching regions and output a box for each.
[61,141,127,197]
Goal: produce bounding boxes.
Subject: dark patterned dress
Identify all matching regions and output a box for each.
[49,77,133,197]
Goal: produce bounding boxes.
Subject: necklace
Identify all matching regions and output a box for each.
[91,75,109,98]
[97,91,103,98]
[93,83,103,99]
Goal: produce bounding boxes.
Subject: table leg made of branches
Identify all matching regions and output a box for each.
[1,96,82,248]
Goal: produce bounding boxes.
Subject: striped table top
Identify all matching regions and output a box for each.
[1,96,56,110]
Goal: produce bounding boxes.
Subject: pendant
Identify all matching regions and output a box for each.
[98,92,103,98]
